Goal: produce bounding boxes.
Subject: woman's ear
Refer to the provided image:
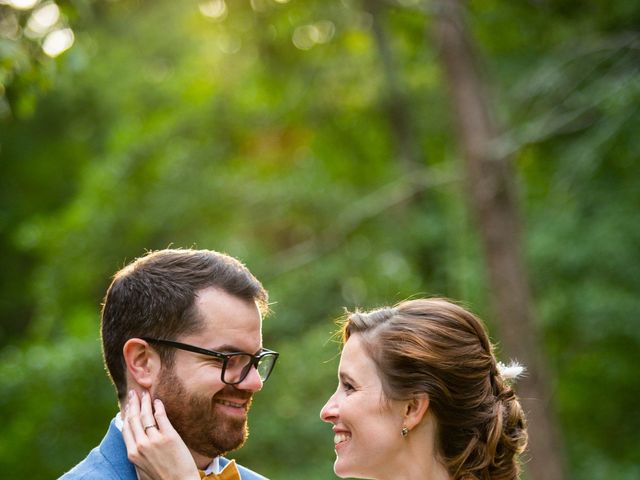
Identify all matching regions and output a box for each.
[122,338,162,390]
[403,393,430,430]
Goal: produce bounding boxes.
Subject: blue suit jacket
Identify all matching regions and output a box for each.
[59,419,268,480]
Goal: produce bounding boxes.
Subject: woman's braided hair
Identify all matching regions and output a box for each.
[342,298,528,480]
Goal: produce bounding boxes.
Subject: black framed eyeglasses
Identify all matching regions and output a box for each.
[142,337,279,385]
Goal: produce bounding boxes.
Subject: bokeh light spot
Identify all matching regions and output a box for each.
[292,21,335,50]
[26,2,60,38]
[42,27,74,57]
[8,0,40,10]
[198,0,227,20]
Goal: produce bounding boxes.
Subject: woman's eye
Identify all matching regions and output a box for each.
[343,382,355,392]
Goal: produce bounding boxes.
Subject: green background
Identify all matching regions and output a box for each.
[1,1,639,479]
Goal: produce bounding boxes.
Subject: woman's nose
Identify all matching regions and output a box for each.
[320,392,338,423]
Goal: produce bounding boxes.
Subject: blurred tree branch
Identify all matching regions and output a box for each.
[272,167,458,275]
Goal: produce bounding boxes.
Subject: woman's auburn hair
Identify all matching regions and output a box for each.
[341,298,528,480]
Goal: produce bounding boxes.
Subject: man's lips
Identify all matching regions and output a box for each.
[214,398,247,409]
[212,387,253,414]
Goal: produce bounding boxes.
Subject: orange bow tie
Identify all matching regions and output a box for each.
[199,460,241,480]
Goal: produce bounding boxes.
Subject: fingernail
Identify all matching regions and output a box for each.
[142,390,147,398]
[128,390,134,399]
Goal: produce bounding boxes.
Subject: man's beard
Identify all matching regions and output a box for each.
[155,367,253,458]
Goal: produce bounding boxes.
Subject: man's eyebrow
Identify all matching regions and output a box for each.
[211,344,262,354]
[210,344,244,352]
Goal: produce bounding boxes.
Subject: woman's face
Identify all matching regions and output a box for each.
[320,333,406,479]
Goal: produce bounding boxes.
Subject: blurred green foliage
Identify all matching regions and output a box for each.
[1,0,639,479]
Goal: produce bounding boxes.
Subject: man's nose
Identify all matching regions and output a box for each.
[235,365,263,392]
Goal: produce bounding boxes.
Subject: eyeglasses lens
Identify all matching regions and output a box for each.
[223,353,276,384]
[224,354,252,384]
[257,355,275,380]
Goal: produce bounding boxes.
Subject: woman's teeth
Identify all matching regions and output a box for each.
[334,432,351,445]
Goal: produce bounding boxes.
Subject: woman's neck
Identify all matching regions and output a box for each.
[382,450,450,480]
[379,415,451,480]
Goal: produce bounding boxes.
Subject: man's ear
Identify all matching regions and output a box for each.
[122,338,162,390]
[403,393,430,431]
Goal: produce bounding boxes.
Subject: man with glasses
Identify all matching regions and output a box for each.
[60,248,278,480]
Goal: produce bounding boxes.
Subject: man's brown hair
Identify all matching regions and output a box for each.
[100,248,268,401]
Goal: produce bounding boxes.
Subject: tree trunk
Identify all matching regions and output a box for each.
[432,1,565,479]
[365,0,422,174]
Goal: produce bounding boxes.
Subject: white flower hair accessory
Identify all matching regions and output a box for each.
[497,361,526,381]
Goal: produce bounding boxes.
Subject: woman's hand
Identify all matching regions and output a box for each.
[123,389,200,480]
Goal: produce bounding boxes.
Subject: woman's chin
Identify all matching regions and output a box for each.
[334,460,359,479]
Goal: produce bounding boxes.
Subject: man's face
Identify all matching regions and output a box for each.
[154,287,264,459]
